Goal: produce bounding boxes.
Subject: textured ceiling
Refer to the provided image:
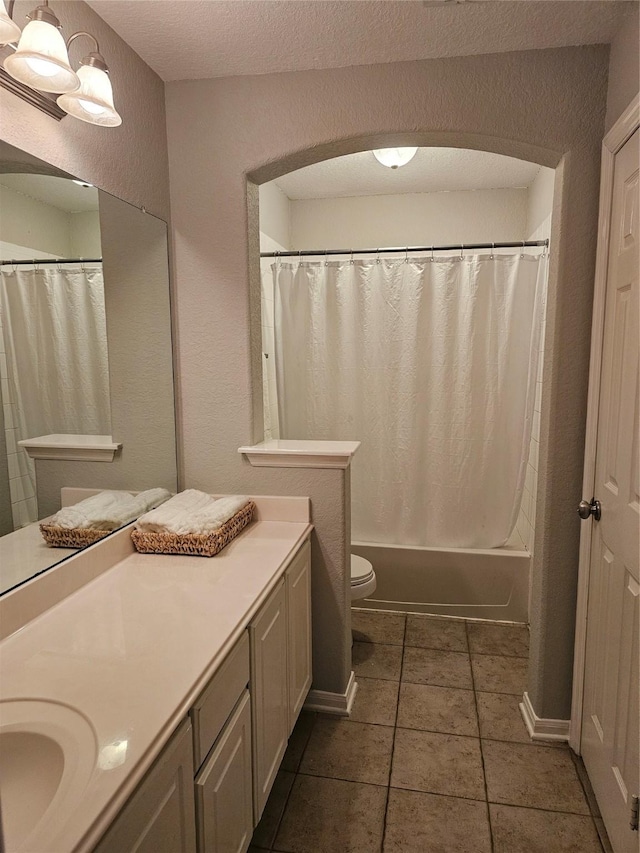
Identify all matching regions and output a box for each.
[274,148,542,199]
[85,0,632,82]
[0,174,99,213]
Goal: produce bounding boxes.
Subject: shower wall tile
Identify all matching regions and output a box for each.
[5,427,17,455]
[7,452,19,480]
[3,402,15,429]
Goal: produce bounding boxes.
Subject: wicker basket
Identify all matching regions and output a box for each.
[40,524,113,549]
[130,501,255,557]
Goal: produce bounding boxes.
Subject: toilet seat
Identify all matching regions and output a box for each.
[350,554,377,601]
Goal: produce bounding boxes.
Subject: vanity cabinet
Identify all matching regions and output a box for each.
[94,719,196,853]
[195,691,253,853]
[250,579,289,822]
[93,537,312,853]
[250,539,312,822]
[286,540,312,727]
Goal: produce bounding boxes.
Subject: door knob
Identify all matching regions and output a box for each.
[578,498,601,521]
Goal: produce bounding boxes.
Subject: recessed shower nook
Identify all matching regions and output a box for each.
[252,144,554,626]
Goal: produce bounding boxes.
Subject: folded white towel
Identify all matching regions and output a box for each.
[135,491,250,536]
[51,488,171,531]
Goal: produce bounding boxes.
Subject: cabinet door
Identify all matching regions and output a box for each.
[195,691,253,853]
[286,540,312,728]
[94,719,196,853]
[250,579,288,823]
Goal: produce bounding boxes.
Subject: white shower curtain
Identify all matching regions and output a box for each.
[272,254,545,548]
[0,266,111,502]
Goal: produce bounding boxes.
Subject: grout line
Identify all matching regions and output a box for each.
[466,620,495,853]
[380,612,407,853]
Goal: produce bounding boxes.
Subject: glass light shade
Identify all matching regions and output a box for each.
[0,0,21,45]
[3,19,79,92]
[373,148,418,169]
[57,63,121,126]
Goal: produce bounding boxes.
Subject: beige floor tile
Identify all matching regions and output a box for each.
[352,641,403,681]
[476,691,531,743]
[402,646,473,689]
[490,804,603,852]
[570,751,601,817]
[405,615,468,652]
[349,677,399,726]
[467,622,530,658]
[280,710,316,772]
[594,817,614,853]
[274,774,387,853]
[471,653,528,695]
[251,770,295,849]
[384,789,492,852]
[300,718,394,786]
[482,740,590,814]
[397,682,478,737]
[351,609,406,645]
[391,728,485,800]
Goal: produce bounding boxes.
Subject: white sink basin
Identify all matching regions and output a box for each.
[0,700,97,852]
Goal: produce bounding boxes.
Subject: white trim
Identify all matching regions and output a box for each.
[19,434,121,462]
[520,692,570,743]
[303,671,358,716]
[239,439,360,469]
[570,93,640,753]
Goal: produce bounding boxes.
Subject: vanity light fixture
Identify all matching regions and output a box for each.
[372,147,418,169]
[0,0,121,126]
[3,2,78,93]
[57,33,121,126]
[0,1,20,45]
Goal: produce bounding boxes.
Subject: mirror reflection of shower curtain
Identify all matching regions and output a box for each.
[0,266,111,524]
[272,254,545,549]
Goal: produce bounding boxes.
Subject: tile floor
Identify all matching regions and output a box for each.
[249,610,612,853]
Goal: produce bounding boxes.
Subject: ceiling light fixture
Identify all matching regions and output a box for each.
[0,1,121,126]
[373,148,418,169]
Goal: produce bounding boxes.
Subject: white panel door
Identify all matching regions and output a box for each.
[581,127,639,853]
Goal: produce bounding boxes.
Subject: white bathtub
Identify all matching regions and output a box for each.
[351,537,530,623]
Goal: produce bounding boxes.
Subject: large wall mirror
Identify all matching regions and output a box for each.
[0,141,177,595]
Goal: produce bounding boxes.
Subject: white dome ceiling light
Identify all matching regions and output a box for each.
[372,148,418,169]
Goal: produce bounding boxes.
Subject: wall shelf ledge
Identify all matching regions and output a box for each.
[18,434,122,462]
[239,439,360,469]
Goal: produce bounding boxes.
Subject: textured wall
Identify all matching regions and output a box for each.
[289,187,528,249]
[0,1,169,220]
[166,46,609,717]
[605,3,640,131]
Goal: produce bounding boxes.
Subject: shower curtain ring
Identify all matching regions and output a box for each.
[430,246,435,262]
[490,242,495,260]
[324,250,328,266]
[404,248,409,264]
[459,244,464,261]
[521,239,526,258]
[376,248,381,264]
[350,249,354,265]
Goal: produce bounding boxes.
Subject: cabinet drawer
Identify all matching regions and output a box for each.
[195,690,253,853]
[190,631,250,770]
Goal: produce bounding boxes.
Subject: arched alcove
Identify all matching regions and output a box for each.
[166,46,607,714]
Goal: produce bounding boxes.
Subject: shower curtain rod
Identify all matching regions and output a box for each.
[0,258,102,266]
[261,240,548,258]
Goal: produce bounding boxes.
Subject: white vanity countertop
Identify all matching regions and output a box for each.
[0,517,312,853]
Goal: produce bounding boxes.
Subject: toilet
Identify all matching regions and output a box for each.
[350,554,377,601]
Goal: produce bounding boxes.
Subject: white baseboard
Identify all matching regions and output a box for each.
[520,691,570,742]
[304,671,358,716]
